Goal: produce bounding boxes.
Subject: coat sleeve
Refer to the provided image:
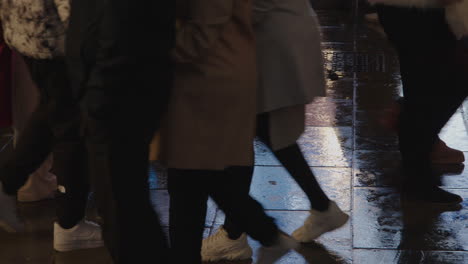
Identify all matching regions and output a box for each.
[173,0,235,64]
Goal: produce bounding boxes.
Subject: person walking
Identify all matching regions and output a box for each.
[370,0,468,203]
[0,0,103,251]
[66,0,176,262]
[11,53,57,203]
[161,0,298,263]
[201,0,349,261]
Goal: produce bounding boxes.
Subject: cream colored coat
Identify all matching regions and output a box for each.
[253,0,326,150]
[254,0,326,113]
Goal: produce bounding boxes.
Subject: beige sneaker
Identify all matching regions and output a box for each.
[292,201,349,243]
[202,226,252,262]
[54,220,104,252]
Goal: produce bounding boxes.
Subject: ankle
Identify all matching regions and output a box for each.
[57,219,81,230]
[261,231,280,248]
[311,199,330,212]
[227,232,242,240]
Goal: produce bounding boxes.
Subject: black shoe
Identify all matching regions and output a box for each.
[402,186,463,205]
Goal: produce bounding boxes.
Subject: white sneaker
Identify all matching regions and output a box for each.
[292,201,349,243]
[54,220,104,252]
[0,182,24,233]
[256,232,299,264]
[202,226,252,261]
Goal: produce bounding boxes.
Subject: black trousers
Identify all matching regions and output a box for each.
[376,6,468,187]
[84,69,171,263]
[0,57,88,229]
[168,166,279,264]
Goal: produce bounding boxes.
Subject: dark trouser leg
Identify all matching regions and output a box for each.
[209,167,278,246]
[257,113,330,211]
[87,128,168,263]
[0,62,53,194]
[169,168,279,263]
[0,109,53,195]
[85,87,169,263]
[223,166,254,240]
[27,59,90,229]
[168,169,210,264]
[53,140,88,229]
[220,168,279,241]
[376,6,468,189]
[0,57,90,230]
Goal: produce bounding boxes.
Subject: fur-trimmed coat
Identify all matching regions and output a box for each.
[369,0,468,39]
[0,0,70,59]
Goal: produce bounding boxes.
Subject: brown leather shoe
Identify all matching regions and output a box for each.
[431,139,465,164]
[379,100,465,165]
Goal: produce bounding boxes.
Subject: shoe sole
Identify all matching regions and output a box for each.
[257,245,294,264]
[203,256,252,262]
[203,249,253,262]
[431,159,465,165]
[54,240,104,252]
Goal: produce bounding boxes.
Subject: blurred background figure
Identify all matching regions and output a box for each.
[66,0,175,262]
[371,0,468,203]
[0,0,103,251]
[12,53,57,203]
[0,23,23,233]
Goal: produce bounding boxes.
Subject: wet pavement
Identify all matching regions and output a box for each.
[1,1,468,263]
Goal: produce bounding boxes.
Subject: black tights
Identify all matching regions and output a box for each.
[224,112,330,240]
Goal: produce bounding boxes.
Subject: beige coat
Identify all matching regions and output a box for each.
[160,0,257,170]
